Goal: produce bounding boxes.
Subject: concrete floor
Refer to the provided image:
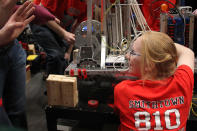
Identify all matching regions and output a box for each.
[26,72,48,131]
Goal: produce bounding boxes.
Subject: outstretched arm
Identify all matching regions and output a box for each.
[175,43,195,72]
[0,1,35,47]
[46,20,75,45]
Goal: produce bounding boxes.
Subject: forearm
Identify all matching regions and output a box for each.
[46,20,66,38]
[175,43,194,72]
[46,20,75,45]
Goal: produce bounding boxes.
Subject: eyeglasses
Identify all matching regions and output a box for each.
[129,49,141,56]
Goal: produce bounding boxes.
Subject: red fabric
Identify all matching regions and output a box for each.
[114,65,194,131]
[66,0,87,23]
[32,4,56,25]
[40,0,87,24]
[15,4,55,25]
[40,0,67,20]
[140,0,176,31]
[33,0,41,5]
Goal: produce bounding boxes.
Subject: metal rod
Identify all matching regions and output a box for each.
[87,0,93,45]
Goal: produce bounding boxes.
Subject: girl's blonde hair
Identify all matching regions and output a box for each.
[140,31,177,80]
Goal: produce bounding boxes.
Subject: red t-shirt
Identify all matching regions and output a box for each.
[66,0,87,23]
[15,4,55,25]
[114,65,194,131]
[33,0,41,5]
[40,0,67,20]
[39,0,87,25]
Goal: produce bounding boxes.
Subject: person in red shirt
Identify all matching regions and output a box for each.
[40,0,67,20]
[114,31,194,131]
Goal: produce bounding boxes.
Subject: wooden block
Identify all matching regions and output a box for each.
[46,74,78,107]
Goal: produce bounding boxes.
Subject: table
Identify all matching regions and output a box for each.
[45,101,119,131]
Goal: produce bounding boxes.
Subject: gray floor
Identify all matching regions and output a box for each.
[25,72,118,131]
[26,72,48,131]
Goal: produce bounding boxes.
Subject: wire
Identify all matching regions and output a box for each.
[104,0,121,16]
[113,55,129,71]
[129,0,151,33]
[102,0,150,71]
[191,102,197,117]
[190,97,197,117]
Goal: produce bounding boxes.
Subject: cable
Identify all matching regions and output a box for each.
[190,98,197,117]
[113,55,129,71]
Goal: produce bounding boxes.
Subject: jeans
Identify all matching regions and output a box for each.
[30,24,69,75]
[0,40,27,129]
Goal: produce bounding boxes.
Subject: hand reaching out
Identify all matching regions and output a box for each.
[63,31,75,45]
[46,20,75,45]
[0,1,35,46]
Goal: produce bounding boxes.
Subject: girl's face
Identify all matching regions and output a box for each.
[125,37,142,78]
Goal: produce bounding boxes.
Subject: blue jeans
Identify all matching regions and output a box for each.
[30,24,69,75]
[0,40,27,129]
